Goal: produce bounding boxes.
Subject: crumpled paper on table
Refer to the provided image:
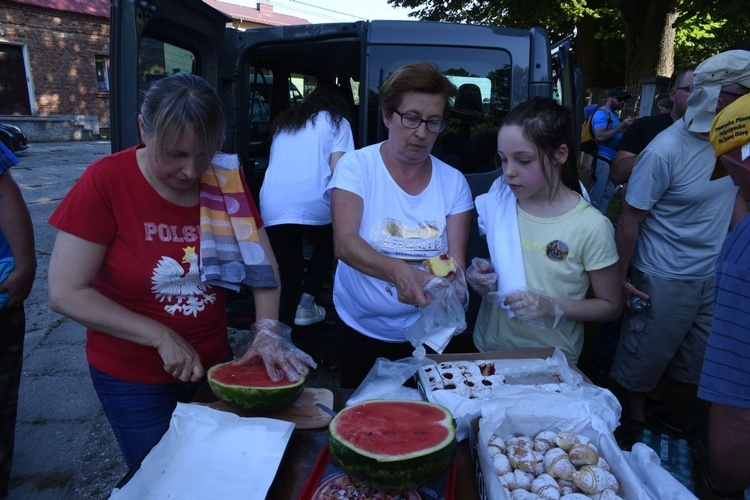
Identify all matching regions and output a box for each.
[109,403,294,500]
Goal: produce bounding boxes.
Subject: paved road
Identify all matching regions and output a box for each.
[8,141,128,499]
[7,141,340,499]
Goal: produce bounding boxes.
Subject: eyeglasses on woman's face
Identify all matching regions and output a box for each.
[393,110,446,133]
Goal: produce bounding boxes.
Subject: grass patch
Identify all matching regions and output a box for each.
[33,470,73,490]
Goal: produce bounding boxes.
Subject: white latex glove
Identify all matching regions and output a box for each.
[504,289,565,329]
[235,319,317,382]
[446,263,469,309]
[466,257,498,295]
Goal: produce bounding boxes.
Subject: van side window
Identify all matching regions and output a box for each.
[249,69,273,135]
[137,37,197,108]
[288,72,307,107]
[368,46,511,174]
[245,70,318,203]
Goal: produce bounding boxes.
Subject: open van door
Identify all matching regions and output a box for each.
[109,0,232,152]
[551,38,582,155]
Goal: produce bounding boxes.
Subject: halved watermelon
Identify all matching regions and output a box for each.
[206,361,307,413]
[328,400,456,490]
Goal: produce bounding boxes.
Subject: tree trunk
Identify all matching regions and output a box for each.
[619,0,679,87]
[657,10,678,78]
[574,15,602,95]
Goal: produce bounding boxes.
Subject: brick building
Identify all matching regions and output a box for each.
[0,0,110,140]
[0,0,307,141]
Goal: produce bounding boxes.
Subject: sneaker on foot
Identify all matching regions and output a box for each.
[294,303,326,326]
[645,400,696,435]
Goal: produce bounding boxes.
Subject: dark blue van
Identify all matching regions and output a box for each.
[109,0,581,330]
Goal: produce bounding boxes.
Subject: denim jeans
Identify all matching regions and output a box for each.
[265,223,334,327]
[89,365,207,468]
[589,157,615,214]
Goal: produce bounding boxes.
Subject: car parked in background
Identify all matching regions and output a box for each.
[0,122,29,153]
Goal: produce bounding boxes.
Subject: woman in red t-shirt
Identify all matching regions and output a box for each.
[48,73,315,468]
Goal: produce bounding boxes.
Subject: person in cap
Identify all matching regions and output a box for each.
[609,50,749,447]
[698,92,750,499]
[587,87,635,214]
[611,66,695,186]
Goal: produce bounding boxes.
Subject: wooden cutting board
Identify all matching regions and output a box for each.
[199,388,334,429]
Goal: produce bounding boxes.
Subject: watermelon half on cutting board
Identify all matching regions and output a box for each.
[328,400,456,490]
[207,361,307,414]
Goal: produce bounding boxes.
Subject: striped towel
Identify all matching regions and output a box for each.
[199,153,277,291]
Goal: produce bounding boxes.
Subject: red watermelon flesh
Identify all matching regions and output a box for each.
[211,362,289,387]
[334,401,453,458]
[207,361,307,413]
[328,400,456,490]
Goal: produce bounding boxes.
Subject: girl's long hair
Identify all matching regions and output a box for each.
[501,97,581,197]
[270,83,352,136]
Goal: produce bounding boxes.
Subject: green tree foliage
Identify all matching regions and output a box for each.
[392,0,592,41]
[676,0,750,23]
[674,0,749,71]
[390,0,746,93]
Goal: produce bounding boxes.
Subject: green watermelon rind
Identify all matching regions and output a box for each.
[206,362,307,414]
[328,400,457,491]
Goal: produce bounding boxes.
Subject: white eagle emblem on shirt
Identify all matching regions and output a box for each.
[151,246,216,317]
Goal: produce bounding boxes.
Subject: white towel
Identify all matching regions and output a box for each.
[475,178,527,313]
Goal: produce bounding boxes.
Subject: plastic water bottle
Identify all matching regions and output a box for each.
[639,429,654,448]
[659,433,670,463]
[656,434,695,492]
[638,429,661,459]
[630,296,651,312]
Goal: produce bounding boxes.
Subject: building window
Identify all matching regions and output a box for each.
[96,55,109,92]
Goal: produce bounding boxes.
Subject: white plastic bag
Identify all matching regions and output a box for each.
[346,357,424,406]
[625,443,698,499]
[404,277,467,357]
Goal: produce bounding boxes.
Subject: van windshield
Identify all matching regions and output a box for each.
[367,45,512,173]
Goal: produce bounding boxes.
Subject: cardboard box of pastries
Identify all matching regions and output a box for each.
[471,403,641,499]
[416,347,588,403]
[468,391,697,499]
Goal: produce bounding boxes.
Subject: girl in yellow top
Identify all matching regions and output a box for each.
[468,97,622,363]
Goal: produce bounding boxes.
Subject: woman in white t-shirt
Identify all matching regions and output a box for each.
[260,84,354,329]
[328,62,474,388]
